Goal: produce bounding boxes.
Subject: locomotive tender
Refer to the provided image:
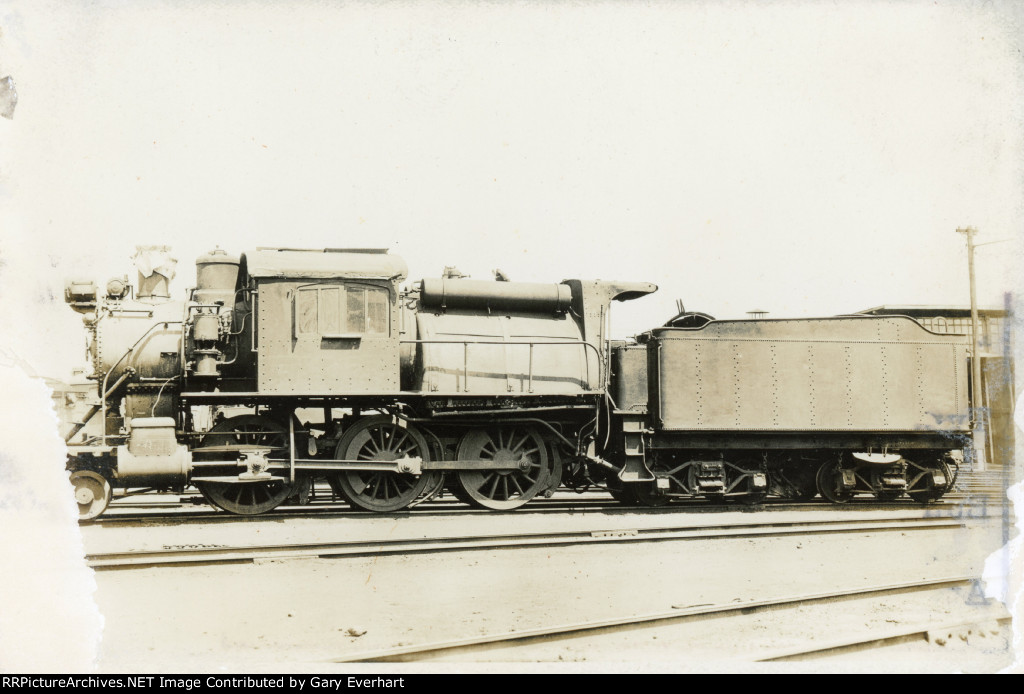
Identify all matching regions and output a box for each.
[62,246,971,520]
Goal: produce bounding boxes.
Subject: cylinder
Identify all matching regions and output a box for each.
[419,278,572,314]
[126,417,178,455]
[117,418,190,486]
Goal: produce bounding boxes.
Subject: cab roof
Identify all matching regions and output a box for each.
[240,248,408,283]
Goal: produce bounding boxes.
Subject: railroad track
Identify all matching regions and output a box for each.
[89,488,1002,526]
[330,575,1004,664]
[755,615,1012,663]
[86,513,970,570]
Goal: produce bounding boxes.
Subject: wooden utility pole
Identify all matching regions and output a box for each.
[956,226,985,470]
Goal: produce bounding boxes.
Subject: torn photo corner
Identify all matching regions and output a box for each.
[0,75,17,119]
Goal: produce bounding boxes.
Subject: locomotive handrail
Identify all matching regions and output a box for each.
[99,320,183,446]
[64,369,136,443]
[105,308,155,317]
[399,338,602,393]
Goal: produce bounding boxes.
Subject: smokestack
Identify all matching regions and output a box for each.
[133,245,177,301]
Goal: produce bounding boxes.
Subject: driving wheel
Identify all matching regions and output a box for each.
[454,425,552,510]
[194,414,297,515]
[330,415,439,512]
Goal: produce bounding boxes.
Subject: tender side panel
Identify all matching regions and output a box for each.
[651,318,968,433]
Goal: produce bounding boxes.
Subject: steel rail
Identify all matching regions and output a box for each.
[85,515,966,569]
[88,493,1000,526]
[754,615,1012,662]
[332,575,979,663]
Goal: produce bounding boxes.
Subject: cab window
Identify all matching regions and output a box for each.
[295,284,390,336]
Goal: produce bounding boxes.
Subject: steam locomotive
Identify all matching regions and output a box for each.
[62,246,971,520]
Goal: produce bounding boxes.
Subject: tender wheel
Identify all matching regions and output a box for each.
[908,460,953,504]
[455,426,552,510]
[816,459,854,504]
[70,470,113,521]
[195,414,297,515]
[330,416,439,512]
[733,458,767,505]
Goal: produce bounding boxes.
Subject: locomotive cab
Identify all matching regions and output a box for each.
[239,248,409,395]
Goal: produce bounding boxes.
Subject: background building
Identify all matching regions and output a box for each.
[856,304,1014,474]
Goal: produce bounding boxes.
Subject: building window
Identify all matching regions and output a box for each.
[295,284,390,336]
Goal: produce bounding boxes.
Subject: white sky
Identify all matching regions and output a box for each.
[1,0,1022,379]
